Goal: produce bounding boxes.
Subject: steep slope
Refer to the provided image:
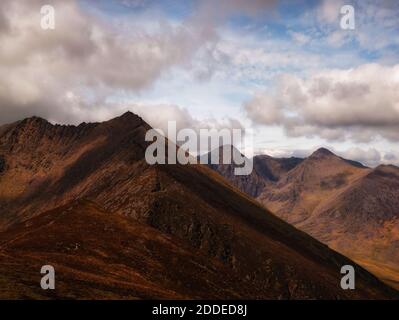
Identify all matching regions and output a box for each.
[0,112,150,229]
[202,146,266,197]
[257,148,370,224]
[252,148,399,289]
[0,200,263,299]
[210,147,399,288]
[204,147,303,197]
[0,114,397,299]
[253,155,303,182]
[304,164,399,289]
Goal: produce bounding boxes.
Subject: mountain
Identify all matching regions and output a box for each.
[0,112,150,229]
[0,200,262,299]
[201,145,266,197]
[257,148,369,224]
[0,114,397,299]
[306,164,399,290]
[253,155,303,182]
[208,146,399,290]
[202,146,303,197]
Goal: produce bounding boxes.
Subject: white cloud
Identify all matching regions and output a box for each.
[260,145,399,167]
[0,0,222,125]
[126,102,244,134]
[339,147,381,167]
[244,63,399,142]
[0,0,280,126]
[289,31,311,45]
[0,0,398,167]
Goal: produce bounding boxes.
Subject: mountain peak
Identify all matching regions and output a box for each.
[13,116,51,132]
[106,111,144,126]
[120,111,141,120]
[103,111,147,131]
[22,116,49,125]
[309,147,336,159]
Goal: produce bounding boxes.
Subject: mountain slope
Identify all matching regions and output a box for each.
[0,112,150,229]
[253,154,303,182]
[203,146,303,197]
[0,114,397,299]
[305,164,399,289]
[202,146,266,197]
[0,199,262,299]
[209,147,399,289]
[255,149,399,289]
[257,148,370,224]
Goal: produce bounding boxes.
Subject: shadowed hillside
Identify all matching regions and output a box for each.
[0,113,397,299]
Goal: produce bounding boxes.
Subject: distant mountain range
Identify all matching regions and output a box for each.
[207,146,399,290]
[0,112,397,299]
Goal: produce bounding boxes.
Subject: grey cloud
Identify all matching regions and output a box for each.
[122,102,245,134]
[0,0,218,125]
[384,153,397,161]
[339,147,381,167]
[269,146,388,167]
[199,0,276,17]
[0,0,278,125]
[244,63,399,143]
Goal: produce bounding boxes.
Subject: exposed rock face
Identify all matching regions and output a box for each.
[253,155,303,182]
[0,114,397,299]
[200,146,266,197]
[203,147,303,197]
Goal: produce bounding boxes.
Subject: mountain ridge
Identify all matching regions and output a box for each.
[206,145,399,290]
[0,113,397,299]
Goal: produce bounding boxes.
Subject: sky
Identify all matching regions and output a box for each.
[0,0,398,166]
